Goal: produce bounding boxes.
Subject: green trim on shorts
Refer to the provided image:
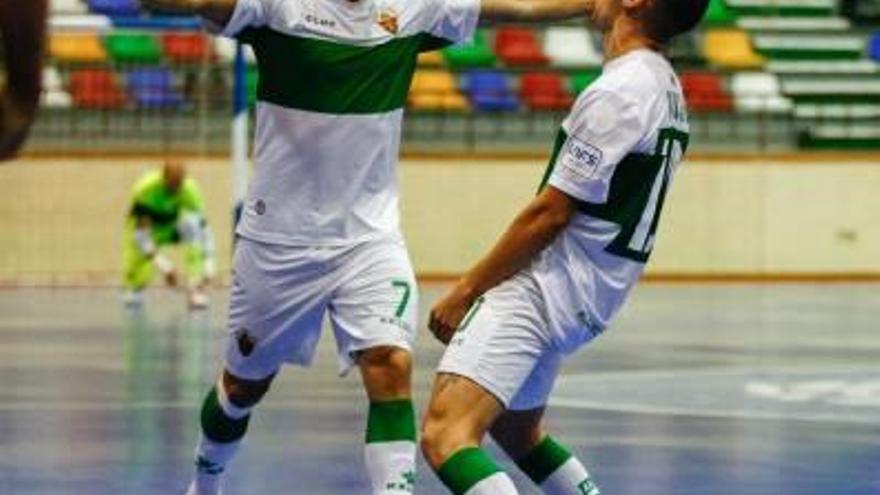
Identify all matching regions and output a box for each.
[515,435,573,485]
[437,447,502,495]
[458,297,485,332]
[366,399,417,443]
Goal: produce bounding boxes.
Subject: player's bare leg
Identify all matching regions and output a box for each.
[421,373,517,494]
[491,409,601,495]
[358,346,418,494]
[187,370,275,495]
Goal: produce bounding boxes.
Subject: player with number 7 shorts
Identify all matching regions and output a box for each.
[421,0,710,493]
[139,0,594,493]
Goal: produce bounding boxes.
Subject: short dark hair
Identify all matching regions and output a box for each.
[646,0,711,43]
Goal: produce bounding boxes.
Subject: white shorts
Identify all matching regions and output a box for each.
[225,235,418,380]
[437,272,563,411]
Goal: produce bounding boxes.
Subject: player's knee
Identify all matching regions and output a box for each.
[490,411,545,460]
[359,346,412,397]
[221,370,274,408]
[420,406,470,469]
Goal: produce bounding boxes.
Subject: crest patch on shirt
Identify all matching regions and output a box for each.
[561,136,603,179]
[377,9,399,34]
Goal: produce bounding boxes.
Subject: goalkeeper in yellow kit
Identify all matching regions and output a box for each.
[123,161,216,309]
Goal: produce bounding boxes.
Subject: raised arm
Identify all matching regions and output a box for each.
[0,0,48,160]
[480,0,593,23]
[429,187,578,342]
[140,0,238,28]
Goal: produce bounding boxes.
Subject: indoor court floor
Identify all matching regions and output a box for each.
[1,283,879,494]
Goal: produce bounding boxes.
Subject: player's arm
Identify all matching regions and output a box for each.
[429,187,577,343]
[480,0,593,22]
[140,0,237,27]
[0,0,48,160]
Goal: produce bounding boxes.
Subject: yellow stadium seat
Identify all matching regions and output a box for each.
[442,93,470,112]
[417,51,445,67]
[410,70,458,94]
[50,34,107,63]
[408,93,445,111]
[703,29,764,69]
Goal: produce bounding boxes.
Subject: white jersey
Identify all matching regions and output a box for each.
[534,49,690,351]
[217,0,479,246]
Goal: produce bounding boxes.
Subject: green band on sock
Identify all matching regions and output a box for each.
[516,436,573,485]
[366,399,417,443]
[437,447,502,495]
[201,387,250,443]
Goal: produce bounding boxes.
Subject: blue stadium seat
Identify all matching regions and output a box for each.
[870,32,880,62]
[127,68,184,109]
[127,68,174,91]
[88,0,140,17]
[463,70,519,112]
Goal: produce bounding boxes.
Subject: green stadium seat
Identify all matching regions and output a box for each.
[754,34,866,61]
[782,78,880,103]
[105,33,163,64]
[442,30,496,68]
[569,70,602,95]
[800,125,880,150]
[704,0,737,26]
[726,0,836,18]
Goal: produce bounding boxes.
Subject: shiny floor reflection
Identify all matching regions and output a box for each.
[1,284,878,494]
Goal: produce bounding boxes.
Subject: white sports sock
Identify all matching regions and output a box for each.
[541,457,600,495]
[189,381,252,495]
[464,472,519,495]
[365,441,416,494]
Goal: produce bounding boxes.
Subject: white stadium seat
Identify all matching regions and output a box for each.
[543,27,602,68]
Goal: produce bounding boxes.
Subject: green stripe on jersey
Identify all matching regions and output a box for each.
[537,128,569,192]
[241,28,447,114]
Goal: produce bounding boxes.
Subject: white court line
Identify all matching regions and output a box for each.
[550,365,880,425]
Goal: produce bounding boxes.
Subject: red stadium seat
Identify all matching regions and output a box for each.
[162,33,211,63]
[69,70,127,109]
[494,28,548,66]
[520,72,572,111]
[680,71,734,113]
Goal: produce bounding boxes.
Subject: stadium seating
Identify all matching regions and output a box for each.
[69,69,126,109]
[494,27,548,66]
[731,72,792,113]
[50,34,107,63]
[871,32,880,62]
[569,70,601,95]
[703,29,765,69]
[705,0,736,25]
[753,34,865,61]
[417,51,444,67]
[681,72,734,113]
[725,0,836,17]
[105,33,163,64]
[41,66,73,109]
[463,70,519,112]
[443,30,496,68]
[409,70,469,111]
[127,68,184,109]
[51,0,87,14]
[543,27,602,68]
[162,33,211,64]
[519,72,572,111]
[88,0,140,16]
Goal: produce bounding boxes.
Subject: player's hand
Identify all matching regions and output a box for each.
[0,92,36,161]
[429,283,477,345]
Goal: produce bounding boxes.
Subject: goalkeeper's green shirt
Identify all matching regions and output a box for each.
[128,170,204,228]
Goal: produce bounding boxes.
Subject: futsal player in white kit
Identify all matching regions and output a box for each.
[139,0,593,493]
[421,0,711,493]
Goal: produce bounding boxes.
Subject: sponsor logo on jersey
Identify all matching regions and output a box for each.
[378,9,399,34]
[304,14,337,29]
[236,329,257,357]
[562,137,603,179]
[254,199,266,215]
